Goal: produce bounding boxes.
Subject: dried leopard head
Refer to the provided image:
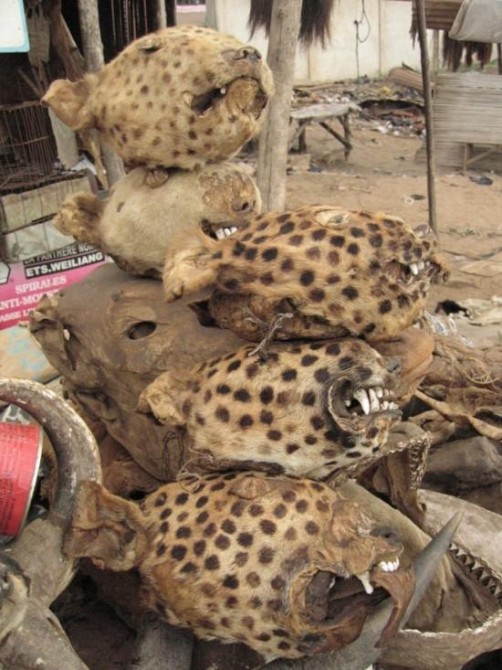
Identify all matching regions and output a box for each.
[65,474,412,662]
[42,26,273,170]
[138,338,418,482]
[162,206,449,342]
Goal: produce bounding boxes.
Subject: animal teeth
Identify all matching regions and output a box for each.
[220,86,227,95]
[381,400,389,410]
[215,226,237,240]
[356,571,374,595]
[410,263,419,275]
[63,328,70,341]
[345,399,352,407]
[354,389,370,416]
[388,401,399,410]
[379,558,400,572]
[368,388,380,412]
[329,576,336,589]
[375,387,383,399]
[417,260,426,270]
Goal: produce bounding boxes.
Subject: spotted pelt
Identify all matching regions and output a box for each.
[163,206,449,342]
[139,338,414,482]
[42,26,273,170]
[65,474,411,662]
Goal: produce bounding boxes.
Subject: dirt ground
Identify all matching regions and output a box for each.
[279,114,502,348]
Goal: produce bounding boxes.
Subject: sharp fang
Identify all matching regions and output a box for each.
[215,228,226,240]
[368,388,380,412]
[356,571,374,595]
[410,263,419,275]
[329,576,336,589]
[63,328,70,341]
[354,389,370,415]
[375,387,383,399]
[379,558,400,572]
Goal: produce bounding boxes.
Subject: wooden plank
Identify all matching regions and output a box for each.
[0,175,91,233]
[433,73,502,163]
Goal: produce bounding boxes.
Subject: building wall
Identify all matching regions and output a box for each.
[212,0,425,83]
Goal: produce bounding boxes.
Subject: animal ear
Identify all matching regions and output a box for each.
[137,371,188,428]
[162,229,220,302]
[42,76,96,130]
[53,193,105,247]
[63,481,147,571]
[313,208,352,228]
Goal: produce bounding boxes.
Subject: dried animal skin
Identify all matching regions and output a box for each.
[65,474,411,662]
[53,163,261,277]
[29,264,245,481]
[139,338,418,481]
[42,26,273,170]
[162,206,449,342]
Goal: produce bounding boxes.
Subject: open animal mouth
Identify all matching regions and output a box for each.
[305,557,402,626]
[191,76,267,117]
[201,220,239,240]
[191,86,229,115]
[328,380,400,420]
[386,258,439,285]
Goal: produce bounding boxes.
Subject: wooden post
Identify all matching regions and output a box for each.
[77,0,125,187]
[256,0,303,212]
[416,0,438,236]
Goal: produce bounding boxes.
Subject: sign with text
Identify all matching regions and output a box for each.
[0,243,109,329]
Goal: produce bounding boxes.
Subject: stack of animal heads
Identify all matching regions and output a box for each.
[42,25,273,171]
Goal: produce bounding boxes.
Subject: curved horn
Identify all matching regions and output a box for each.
[0,378,101,526]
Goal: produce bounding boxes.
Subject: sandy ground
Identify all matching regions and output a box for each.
[281,117,502,347]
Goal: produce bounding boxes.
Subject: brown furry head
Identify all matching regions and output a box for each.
[42,26,273,170]
[162,206,449,342]
[53,163,261,277]
[66,475,411,662]
[138,338,411,482]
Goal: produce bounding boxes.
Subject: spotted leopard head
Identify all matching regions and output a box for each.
[42,26,273,170]
[162,206,449,342]
[137,337,424,482]
[66,475,411,662]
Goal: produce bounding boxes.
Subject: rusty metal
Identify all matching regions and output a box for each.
[0,101,58,195]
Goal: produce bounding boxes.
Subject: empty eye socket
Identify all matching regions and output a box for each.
[126,321,157,340]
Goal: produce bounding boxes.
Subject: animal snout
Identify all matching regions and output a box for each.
[235,46,262,62]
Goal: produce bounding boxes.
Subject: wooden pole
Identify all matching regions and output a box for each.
[416,0,438,236]
[256,0,303,212]
[77,0,125,187]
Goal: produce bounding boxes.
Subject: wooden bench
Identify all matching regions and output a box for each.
[289,102,360,160]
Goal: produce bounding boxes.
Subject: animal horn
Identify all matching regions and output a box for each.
[0,378,101,525]
[267,513,462,670]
